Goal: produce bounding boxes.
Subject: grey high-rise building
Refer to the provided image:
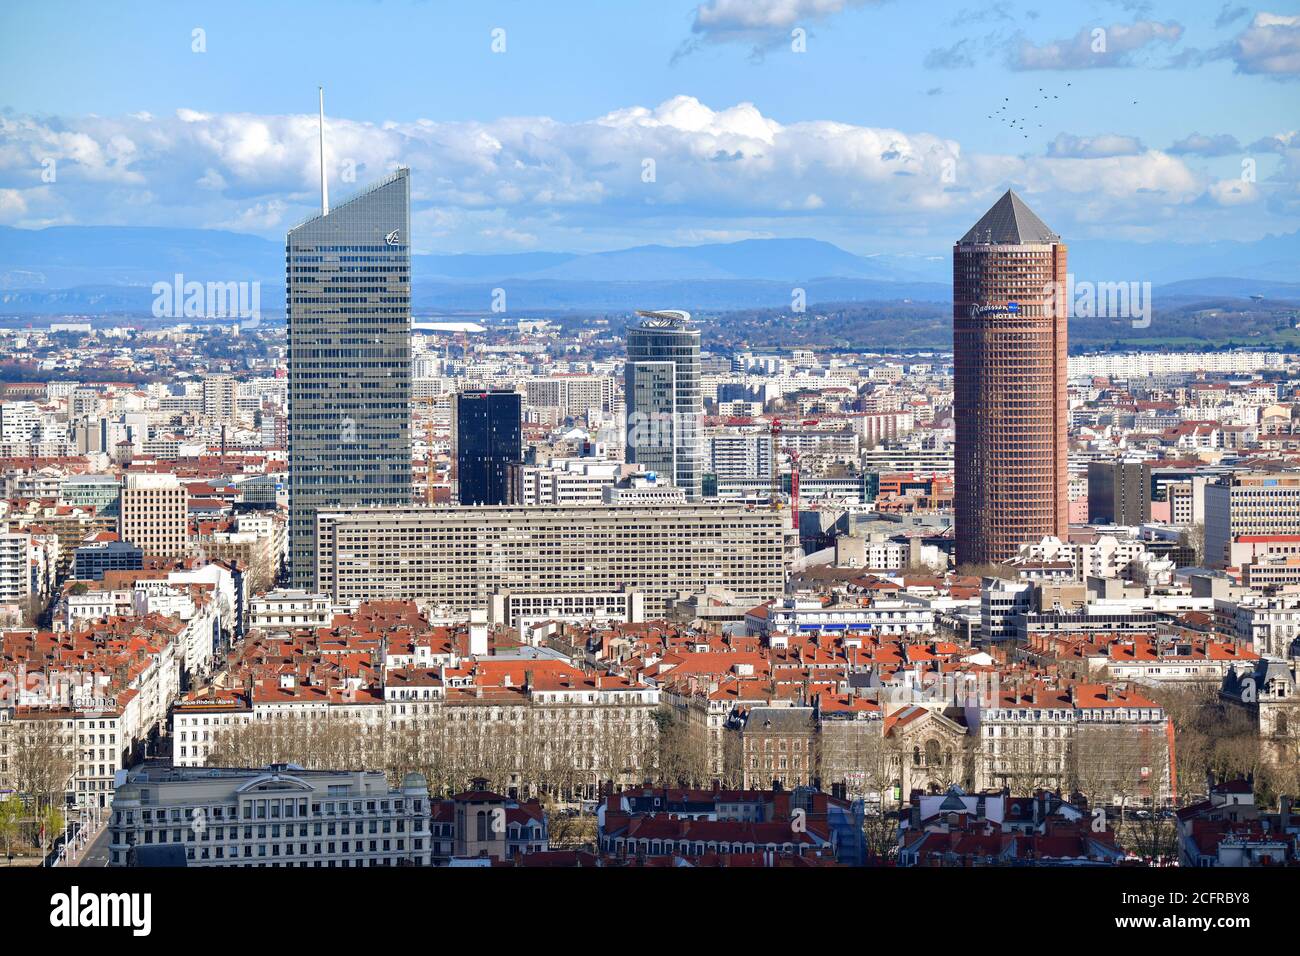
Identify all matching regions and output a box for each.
[624,309,703,500]
[287,167,413,588]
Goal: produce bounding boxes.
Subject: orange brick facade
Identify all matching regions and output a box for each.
[954,220,1068,566]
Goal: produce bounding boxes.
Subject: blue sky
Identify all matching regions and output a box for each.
[0,0,1297,255]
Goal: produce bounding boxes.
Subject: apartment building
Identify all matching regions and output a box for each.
[0,615,185,808]
[738,706,818,789]
[1166,476,1208,528]
[523,375,614,418]
[313,504,785,618]
[0,401,42,444]
[249,589,333,630]
[973,682,1174,807]
[512,457,624,506]
[980,577,1034,642]
[1229,595,1300,657]
[0,525,32,605]
[201,373,237,424]
[745,597,935,637]
[0,710,129,810]
[192,525,275,592]
[489,589,645,628]
[708,432,774,482]
[1068,350,1286,379]
[119,472,189,557]
[432,784,549,864]
[173,659,661,800]
[856,410,915,446]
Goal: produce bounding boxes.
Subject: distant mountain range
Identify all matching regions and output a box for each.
[0,225,1296,315]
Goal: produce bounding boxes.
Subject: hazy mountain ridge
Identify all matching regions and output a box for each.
[0,225,1296,314]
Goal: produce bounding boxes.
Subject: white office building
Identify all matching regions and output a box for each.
[107,764,433,867]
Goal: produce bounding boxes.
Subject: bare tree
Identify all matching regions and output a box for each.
[653,706,712,788]
[1123,811,1178,864]
[817,725,903,860]
[1071,724,1128,811]
[11,718,75,810]
[1179,522,1206,566]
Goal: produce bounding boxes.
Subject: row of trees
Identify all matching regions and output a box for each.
[679,711,1184,860]
[1145,683,1300,804]
[128,685,1300,862]
[204,711,660,801]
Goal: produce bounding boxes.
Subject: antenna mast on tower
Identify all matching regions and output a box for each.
[318,86,329,215]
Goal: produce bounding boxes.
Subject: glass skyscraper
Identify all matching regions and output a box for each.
[454,389,522,506]
[625,309,703,500]
[287,167,413,588]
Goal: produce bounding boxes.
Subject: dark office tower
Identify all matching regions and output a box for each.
[455,389,522,506]
[625,309,703,500]
[1088,459,1152,526]
[953,190,1068,566]
[287,166,413,589]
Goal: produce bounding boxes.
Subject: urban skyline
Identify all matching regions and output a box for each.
[0,2,1297,256]
[0,1,1297,932]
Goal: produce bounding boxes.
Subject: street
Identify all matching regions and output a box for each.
[75,824,111,868]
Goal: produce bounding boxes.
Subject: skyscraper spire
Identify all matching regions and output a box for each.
[318,86,329,216]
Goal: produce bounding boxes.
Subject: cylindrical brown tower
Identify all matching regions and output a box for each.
[953,190,1067,566]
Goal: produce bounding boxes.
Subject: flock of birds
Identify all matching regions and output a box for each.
[986,81,1139,142]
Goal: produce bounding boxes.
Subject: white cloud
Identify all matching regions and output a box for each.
[1208,178,1260,205]
[693,0,869,34]
[679,0,879,58]
[1047,133,1146,159]
[0,188,28,223]
[197,168,228,190]
[1249,130,1299,152]
[1167,132,1242,156]
[214,198,288,231]
[0,116,147,185]
[1229,12,1300,76]
[0,97,1286,249]
[478,226,539,246]
[1030,151,1202,204]
[1011,20,1184,70]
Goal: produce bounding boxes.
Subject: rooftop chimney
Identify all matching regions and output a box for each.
[469,608,488,656]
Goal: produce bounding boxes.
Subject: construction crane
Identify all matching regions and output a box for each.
[416,396,440,504]
[788,447,801,530]
[769,418,802,529]
[769,418,783,511]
